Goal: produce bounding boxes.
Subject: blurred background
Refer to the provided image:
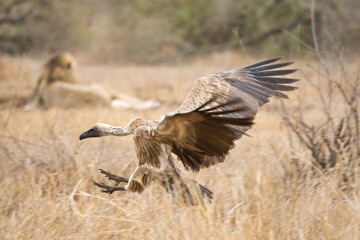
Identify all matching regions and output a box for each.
[1,0,359,63]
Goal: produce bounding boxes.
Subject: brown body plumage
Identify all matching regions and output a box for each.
[79,58,298,204]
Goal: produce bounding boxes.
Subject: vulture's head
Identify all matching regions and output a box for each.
[79,123,107,140]
[79,123,131,140]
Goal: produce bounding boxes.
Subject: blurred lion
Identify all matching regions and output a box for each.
[24,53,159,110]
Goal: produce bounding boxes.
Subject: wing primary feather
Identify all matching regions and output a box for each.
[258,82,298,91]
[234,82,272,100]
[244,79,298,91]
[203,106,251,116]
[236,83,288,99]
[248,76,299,84]
[247,62,293,72]
[243,57,281,69]
[250,69,296,76]
[225,78,274,101]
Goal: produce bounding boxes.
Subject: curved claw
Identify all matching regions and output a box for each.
[97,169,129,185]
[92,180,126,194]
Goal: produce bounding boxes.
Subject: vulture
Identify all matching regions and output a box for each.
[79,58,297,203]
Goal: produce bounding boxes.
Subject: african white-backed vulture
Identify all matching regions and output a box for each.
[79,58,298,204]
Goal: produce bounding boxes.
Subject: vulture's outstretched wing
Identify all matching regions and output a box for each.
[155,58,297,172]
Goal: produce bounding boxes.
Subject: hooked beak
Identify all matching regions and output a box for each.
[79,127,102,140]
[79,131,87,141]
[79,129,94,141]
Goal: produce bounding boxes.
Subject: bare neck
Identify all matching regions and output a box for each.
[102,125,132,136]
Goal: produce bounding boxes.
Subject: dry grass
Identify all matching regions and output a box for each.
[0,51,359,239]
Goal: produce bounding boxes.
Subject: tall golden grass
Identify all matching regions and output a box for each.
[0,52,359,239]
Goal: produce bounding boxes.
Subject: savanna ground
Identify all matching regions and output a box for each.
[0,51,359,239]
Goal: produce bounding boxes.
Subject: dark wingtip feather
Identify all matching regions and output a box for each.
[251,76,299,84]
[249,62,294,72]
[243,57,282,69]
[203,106,251,116]
[251,69,297,76]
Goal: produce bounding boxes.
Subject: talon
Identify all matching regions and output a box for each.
[92,180,126,194]
[97,169,129,185]
[92,180,102,187]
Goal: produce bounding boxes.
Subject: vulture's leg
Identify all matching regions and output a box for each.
[124,165,154,193]
[98,169,129,186]
[92,181,126,194]
[159,173,213,204]
[192,180,213,200]
[166,169,213,202]
[92,169,129,194]
[93,166,154,194]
